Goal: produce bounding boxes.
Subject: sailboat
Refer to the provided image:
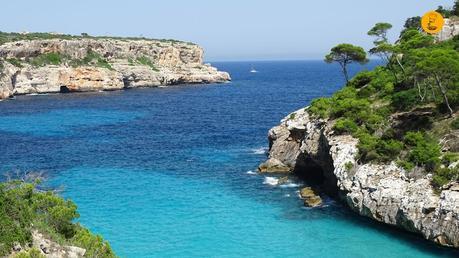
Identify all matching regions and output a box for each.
[250,65,258,73]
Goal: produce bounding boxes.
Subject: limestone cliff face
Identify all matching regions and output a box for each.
[259,108,459,248]
[0,38,230,99]
[9,230,86,258]
[437,18,459,41]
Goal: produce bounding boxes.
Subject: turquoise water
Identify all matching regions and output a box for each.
[0,61,457,257]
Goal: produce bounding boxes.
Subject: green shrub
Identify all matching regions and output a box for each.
[13,248,44,258]
[451,117,459,129]
[397,160,415,170]
[0,181,116,257]
[308,97,331,118]
[442,152,459,166]
[32,191,79,238]
[330,98,371,119]
[68,50,113,70]
[349,71,374,88]
[30,52,63,67]
[404,131,425,146]
[367,68,395,96]
[357,85,376,98]
[136,56,159,71]
[71,227,116,258]
[408,139,441,169]
[376,139,404,161]
[391,89,420,111]
[345,162,354,171]
[6,58,23,68]
[333,118,358,134]
[432,167,459,188]
[0,182,34,256]
[356,131,379,161]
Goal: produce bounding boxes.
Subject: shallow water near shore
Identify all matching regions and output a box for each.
[0,61,458,257]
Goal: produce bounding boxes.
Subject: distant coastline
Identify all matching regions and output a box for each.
[0,33,230,100]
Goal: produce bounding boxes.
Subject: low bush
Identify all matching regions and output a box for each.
[432,167,459,189]
[376,139,404,162]
[308,97,331,118]
[451,117,459,129]
[6,58,23,68]
[71,227,116,258]
[0,181,116,257]
[391,89,420,111]
[136,56,159,71]
[407,137,441,170]
[348,71,374,88]
[68,50,113,70]
[333,118,358,134]
[30,52,63,67]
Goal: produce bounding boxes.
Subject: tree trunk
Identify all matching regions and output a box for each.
[383,53,399,82]
[395,55,407,79]
[341,63,349,83]
[415,77,425,101]
[434,74,453,117]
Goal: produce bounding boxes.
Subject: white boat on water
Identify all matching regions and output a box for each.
[250,66,258,73]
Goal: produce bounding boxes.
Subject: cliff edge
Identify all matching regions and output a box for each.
[259,108,459,248]
[0,36,230,99]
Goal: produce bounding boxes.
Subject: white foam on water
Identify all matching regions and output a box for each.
[246,170,257,175]
[263,176,279,186]
[251,147,268,155]
[279,183,301,188]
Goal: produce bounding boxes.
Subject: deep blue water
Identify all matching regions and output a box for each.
[0,61,458,257]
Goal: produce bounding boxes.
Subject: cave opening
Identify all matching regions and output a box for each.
[293,155,339,197]
[60,86,70,93]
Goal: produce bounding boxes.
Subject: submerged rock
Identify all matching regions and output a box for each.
[299,187,323,207]
[260,108,459,248]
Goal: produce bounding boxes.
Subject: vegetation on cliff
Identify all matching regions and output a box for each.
[311,3,459,188]
[0,176,116,257]
[0,31,193,46]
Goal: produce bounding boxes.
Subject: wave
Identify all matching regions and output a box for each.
[28,93,50,96]
[263,176,279,186]
[279,183,301,188]
[251,147,268,155]
[246,170,257,175]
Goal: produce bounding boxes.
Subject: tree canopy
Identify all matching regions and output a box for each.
[367,22,393,44]
[325,44,368,83]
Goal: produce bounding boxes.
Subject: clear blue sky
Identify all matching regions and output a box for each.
[0,0,453,61]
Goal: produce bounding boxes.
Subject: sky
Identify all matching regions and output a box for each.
[0,0,454,61]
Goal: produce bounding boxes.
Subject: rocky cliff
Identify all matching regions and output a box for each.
[0,38,230,99]
[259,108,459,248]
[9,230,86,258]
[436,17,459,41]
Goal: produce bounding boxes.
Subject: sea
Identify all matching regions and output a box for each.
[0,60,458,257]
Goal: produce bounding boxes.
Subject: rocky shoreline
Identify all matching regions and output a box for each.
[0,38,230,99]
[259,108,459,248]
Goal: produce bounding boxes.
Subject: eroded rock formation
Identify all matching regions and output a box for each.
[259,108,459,248]
[0,38,230,99]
